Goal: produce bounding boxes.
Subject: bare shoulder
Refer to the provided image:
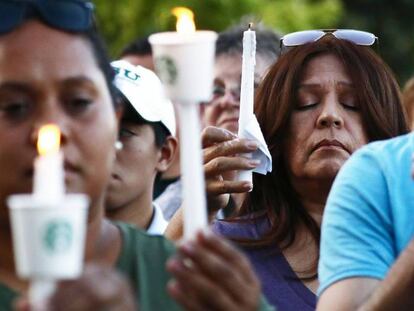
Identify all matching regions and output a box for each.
[317,277,380,311]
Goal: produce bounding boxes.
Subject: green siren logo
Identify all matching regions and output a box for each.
[43,220,73,254]
[154,56,178,85]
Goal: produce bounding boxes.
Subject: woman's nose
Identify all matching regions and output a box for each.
[316,99,344,129]
[217,89,240,109]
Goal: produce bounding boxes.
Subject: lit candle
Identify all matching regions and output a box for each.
[149,8,217,238]
[237,24,256,184]
[33,124,65,202]
[149,7,217,102]
[172,7,196,34]
[8,124,90,309]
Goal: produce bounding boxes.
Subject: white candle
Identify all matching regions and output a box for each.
[149,7,217,103]
[33,124,65,202]
[237,24,257,184]
[31,124,64,307]
[238,24,256,129]
[178,102,207,238]
[149,7,216,238]
[8,125,90,310]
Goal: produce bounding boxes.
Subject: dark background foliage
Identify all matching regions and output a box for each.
[94,0,414,84]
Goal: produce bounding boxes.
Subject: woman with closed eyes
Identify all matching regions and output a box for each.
[202,30,409,310]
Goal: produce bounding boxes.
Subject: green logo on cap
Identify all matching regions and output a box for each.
[154,56,177,85]
[43,220,73,254]
[113,66,141,82]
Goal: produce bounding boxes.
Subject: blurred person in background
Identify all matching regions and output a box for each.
[203,24,281,134]
[120,35,183,221]
[119,35,154,71]
[105,60,177,234]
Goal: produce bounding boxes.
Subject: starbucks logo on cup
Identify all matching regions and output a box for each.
[43,220,73,254]
[154,56,178,85]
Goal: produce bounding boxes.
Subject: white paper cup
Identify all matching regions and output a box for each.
[149,31,217,103]
[8,194,89,279]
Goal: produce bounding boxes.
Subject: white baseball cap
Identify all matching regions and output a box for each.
[111,60,176,136]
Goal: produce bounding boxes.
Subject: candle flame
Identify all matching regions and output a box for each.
[37,124,61,156]
[172,7,196,34]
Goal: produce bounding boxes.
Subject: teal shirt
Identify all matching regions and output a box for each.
[319,133,414,295]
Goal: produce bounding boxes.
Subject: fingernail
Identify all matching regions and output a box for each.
[244,181,253,191]
[202,228,215,241]
[228,131,237,138]
[246,140,259,150]
[248,159,260,167]
[166,258,181,272]
[181,242,196,255]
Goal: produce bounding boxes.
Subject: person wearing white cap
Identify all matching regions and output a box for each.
[105,60,177,234]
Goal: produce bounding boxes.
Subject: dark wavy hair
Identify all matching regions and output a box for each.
[238,35,409,276]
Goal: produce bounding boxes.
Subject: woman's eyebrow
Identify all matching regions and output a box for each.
[298,81,355,90]
[61,76,96,87]
[60,76,100,95]
[0,82,33,94]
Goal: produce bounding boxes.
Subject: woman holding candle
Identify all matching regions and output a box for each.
[201,31,409,310]
[0,1,273,310]
[164,24,282,238]
[205,24,280,216]
[164,25,281,238]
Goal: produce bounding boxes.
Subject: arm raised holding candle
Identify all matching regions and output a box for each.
[165,126,259,241]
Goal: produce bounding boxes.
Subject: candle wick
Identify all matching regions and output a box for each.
[248,23,254,30]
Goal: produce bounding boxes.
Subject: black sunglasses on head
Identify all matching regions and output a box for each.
[279,29,379,54]
[0,0,94,34]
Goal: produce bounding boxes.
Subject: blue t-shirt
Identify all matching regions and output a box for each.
[318,132,414,295]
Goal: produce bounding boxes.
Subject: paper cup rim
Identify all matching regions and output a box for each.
[149,31,218,45]
[8,193,89,210]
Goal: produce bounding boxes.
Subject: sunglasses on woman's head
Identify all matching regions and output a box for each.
[279,29,378,54]
[0,0,94,34]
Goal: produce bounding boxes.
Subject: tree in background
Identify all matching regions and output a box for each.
[340,0,414,83]
[94,0,413,83]
[94,0,341,56]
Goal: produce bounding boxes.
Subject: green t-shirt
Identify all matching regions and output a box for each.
[0,283,17,311]
[0,222,274,310]
[115,223,275,311]
[0,222,179,311]
[114,222,181,310]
